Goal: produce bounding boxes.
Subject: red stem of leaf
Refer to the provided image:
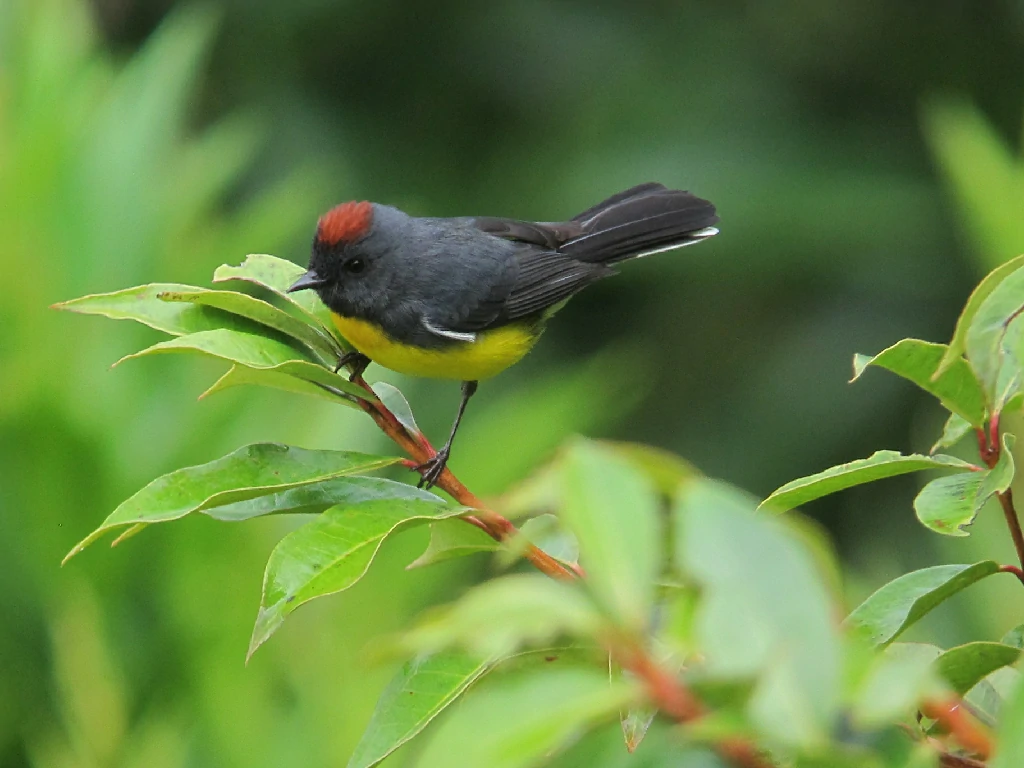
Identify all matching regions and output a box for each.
[975,423,1024,575]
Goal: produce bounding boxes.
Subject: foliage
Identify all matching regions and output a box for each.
[10,0,1024,767]
[58,247,1024,767]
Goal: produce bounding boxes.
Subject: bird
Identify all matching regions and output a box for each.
[288,182,719,488]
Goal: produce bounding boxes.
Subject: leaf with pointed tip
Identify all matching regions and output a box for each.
[758,451,976,514]
[406,519,499,569]
[413,668,637,768]
[249,499,463,658]
[200,364,351,404]
[204,476,442,521]
[938,254,1024,377]
[157,287,340,362]
[845,561,1002,647]
[560,439,661,631]
[852,339,986,426]
[118,328,370,403]
[53,283,261,336]
[914,434,1014,536]
[213,254,346,347]
[63,444,398,561]
[347,651,491,768]
[932,412,973,453]
[934,641,1021,696]
[372,382,422,437]
[964,263,1024,411]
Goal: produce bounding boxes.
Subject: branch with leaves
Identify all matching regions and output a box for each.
[57,253,1024,767]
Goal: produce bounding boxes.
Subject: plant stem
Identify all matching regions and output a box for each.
[350,374,580,580]
[998,489,1024,572]
[976,424,1024,574]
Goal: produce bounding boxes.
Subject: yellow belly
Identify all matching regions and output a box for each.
[329,313,538,380]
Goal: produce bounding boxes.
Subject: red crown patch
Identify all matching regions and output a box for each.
[317,201,373,245]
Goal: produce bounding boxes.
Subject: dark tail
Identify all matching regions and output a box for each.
[559,183,718,264]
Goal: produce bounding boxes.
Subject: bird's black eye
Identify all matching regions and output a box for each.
[344,257,365,274]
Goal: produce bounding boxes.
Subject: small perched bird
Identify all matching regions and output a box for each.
[289,182,718,487]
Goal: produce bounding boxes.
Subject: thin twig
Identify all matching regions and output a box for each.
[997,490,1024,572]
[975,424,1024,575]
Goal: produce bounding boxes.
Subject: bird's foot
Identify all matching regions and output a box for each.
[414,447,450,490]
[334,351,370,380]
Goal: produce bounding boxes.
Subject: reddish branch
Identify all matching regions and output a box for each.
[976,420,1024,576]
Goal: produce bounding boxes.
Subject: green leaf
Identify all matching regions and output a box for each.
[414,668,637,768]
[249,498,462,658]
[964,262,1024,410]
[852,339,986,426]
[203,476,443,522]
[758,451,976,514]
[400,574,603,659]
[560,439,661,631]
[157,286,341,362]
[64,445,398,561]
[991,674,1024,768]
[936,251,1024,376]
[913,434,1014,536]
[372,382,422,437]
[348,650,491,768]
[118,328,370,403]
[932,412,973,454]
[675,480,841,748]
[213,254,345,347]
[52,283,262,336]
[406,519,500,569]
[200,364,351,404]
[934,641,1021,696]
[845,561,1002,647]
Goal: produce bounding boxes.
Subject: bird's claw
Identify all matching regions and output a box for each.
[414,448,450,490]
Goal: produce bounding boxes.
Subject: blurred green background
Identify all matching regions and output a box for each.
[4,0,1024,765]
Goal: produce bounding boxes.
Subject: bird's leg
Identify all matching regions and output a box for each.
[335,351,371,379]
[415,380,478,489]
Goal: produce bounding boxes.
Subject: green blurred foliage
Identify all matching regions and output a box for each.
[5,0,1024,765]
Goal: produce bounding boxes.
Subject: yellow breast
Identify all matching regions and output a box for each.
[329,313,539,381]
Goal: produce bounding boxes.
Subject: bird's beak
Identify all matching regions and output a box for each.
[287,270,327,293]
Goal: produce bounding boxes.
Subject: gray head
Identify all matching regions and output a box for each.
[289,201,416,322]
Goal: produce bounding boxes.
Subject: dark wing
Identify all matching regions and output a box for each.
[440,241,610,334]
[500,248,611,321]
